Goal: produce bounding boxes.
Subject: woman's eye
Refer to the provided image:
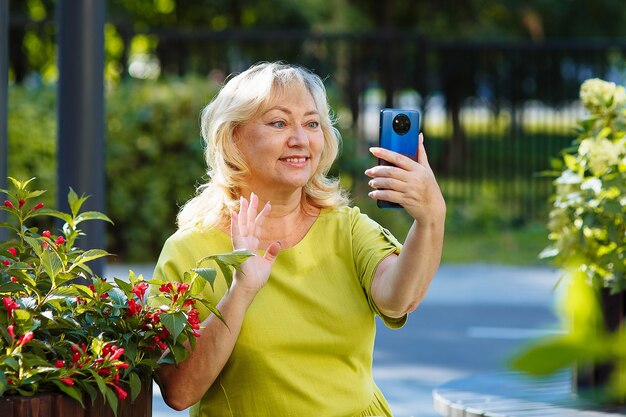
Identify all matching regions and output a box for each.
[271,121,286,128]
[307,121,320,128]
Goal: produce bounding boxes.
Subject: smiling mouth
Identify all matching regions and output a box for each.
[280,157,308,163]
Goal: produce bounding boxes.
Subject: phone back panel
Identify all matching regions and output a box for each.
[378,108,420,159]
[377,109,420,208]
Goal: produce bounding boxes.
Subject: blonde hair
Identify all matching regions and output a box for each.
[177,62,349,230]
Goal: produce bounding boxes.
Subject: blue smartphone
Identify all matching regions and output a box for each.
[377,108,420,208]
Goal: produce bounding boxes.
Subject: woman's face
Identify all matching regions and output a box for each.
[234,85,325,196]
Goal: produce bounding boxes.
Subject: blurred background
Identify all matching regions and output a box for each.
[5,0,626,266]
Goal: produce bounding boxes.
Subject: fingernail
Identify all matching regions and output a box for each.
[368,191,375,198]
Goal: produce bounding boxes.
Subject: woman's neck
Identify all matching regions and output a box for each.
[238,188,320,249]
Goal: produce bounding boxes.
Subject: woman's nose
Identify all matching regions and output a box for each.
[287,125,309,146]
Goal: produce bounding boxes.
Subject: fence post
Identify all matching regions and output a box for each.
[57,0,106,276]
[0,0,8,241]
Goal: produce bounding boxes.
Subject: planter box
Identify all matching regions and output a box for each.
[0,380,152,417]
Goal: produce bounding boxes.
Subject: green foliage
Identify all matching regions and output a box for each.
[0,178,250,411]
[7,86,56,207]
[7,78,218,262]
[541,78,626,293]
[105,76,216,260]
[511,78,626,403]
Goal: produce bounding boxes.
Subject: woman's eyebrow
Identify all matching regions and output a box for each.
[263,106,319,116]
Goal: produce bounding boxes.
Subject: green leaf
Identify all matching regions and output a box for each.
[51,380,85,407]
[114,277,133,294]
[49,285,82,297]
[80,380,98,404]
[68,249,111,272]
[192,268,217,290]
[198,249,254,289]
[169,344,189,364]
[0,222,19,233]
[108,287,128,307]
[510,336,606,376]
[13,309,32,326]
[160,311,187,341]
[0,370,7,395]
[40,249,64,284]
[23,235,43,258]
[129,372,142,402]
[90,369,108,396]
[25,190,46,199]
[28,208,73,225]
[104,385,119,417]
[2,357,19,371]
[76,211,114,225]
[0,282,26,293]
[67,187,88,218]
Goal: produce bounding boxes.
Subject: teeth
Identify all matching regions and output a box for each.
[283,157,307,163]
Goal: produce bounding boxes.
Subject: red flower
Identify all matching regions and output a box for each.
[188,308,201,331]
[10,277,18,283]
[3,297,19,317]
[42,230,51,238]
[116,362,129,370]
[54,236,65,246]
[60,378,74,386]
[109,347,125,361]
[17,331,34,347]
[55,360,65,368]
[7,247,17,257]
[18,199,25,208]
[132,281,149,300]
[97,368,111,376]
[127,299,142,316]
[7,324,15,339]
[71,345,82,364]
[32,202,44,211]
[3,200,14,209]
[177,283,190,294]
[159,282,173,293]
[153,336,167,351]
[112,384,128,400]
[1,259,9,266]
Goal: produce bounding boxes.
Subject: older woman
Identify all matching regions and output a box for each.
[153,62,445,417]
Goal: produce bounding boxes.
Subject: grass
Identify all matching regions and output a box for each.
[358,195,552,267]
[442,223,551,266]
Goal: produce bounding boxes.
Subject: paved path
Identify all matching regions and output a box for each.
[104,263,563,417]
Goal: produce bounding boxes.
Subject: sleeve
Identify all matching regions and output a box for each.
[350,207,407,329]
[150,232,222,322]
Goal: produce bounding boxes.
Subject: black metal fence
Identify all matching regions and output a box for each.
[144,30,626,224]
[10,22,626,225]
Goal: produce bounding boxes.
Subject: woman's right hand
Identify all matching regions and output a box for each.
[230,193,281,294]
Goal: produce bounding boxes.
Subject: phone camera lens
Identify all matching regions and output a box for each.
[392,114,411,135]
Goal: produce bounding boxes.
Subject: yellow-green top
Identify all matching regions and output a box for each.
[153,206,405,417]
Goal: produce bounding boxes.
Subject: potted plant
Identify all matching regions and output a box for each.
[0,177,250,416]
[512,78,626,402]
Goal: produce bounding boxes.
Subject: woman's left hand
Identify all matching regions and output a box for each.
[365,133,445,224]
